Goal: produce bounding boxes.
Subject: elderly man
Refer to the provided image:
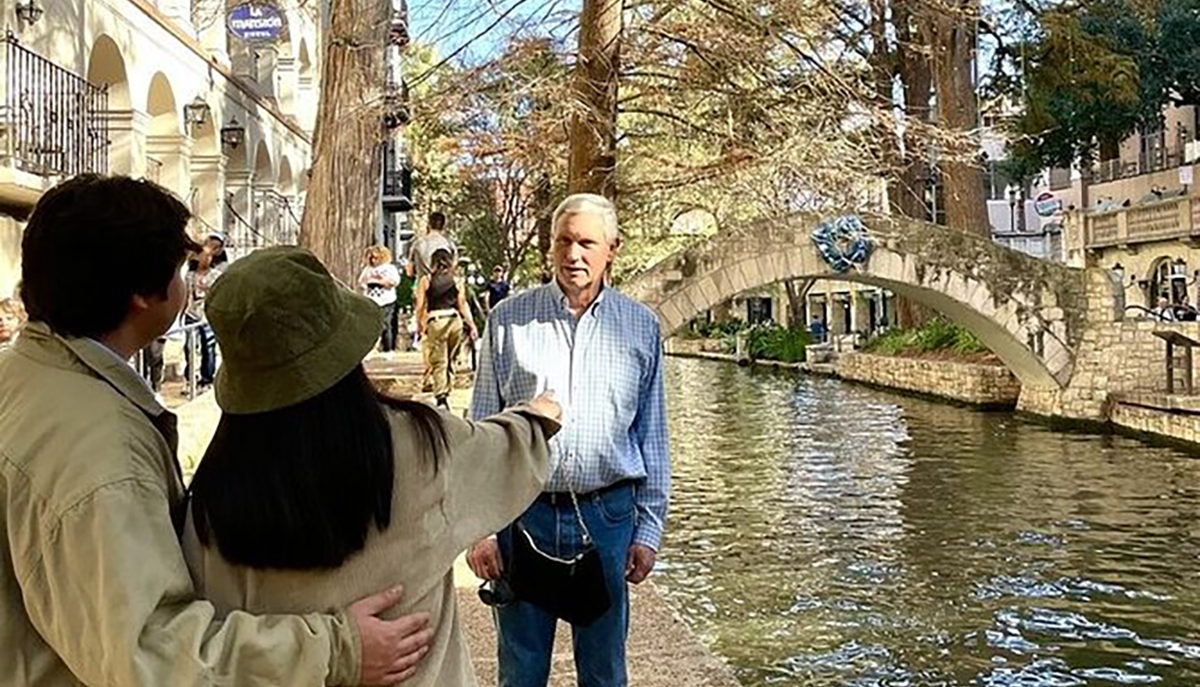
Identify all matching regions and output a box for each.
[467,193,671,687]
[0,175,432,687]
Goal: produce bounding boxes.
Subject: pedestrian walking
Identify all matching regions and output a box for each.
[415,248,477,409]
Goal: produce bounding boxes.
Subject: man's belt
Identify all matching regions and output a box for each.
[538,479,635,506]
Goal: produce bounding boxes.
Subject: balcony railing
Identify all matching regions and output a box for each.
[1085,195,1200,249]
[382,165,412,211]
[1,33,109,178]
[1088,131,1187,184]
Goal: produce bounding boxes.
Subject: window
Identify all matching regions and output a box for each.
[1151,258,1189,307]
[1049,167,1072,191]
[746,297,773,325]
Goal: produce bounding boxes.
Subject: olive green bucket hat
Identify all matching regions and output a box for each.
[206,246,383,414]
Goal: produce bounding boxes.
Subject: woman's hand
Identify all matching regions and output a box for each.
[528,391,561,423]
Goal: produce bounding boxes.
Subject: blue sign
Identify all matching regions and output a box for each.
[228,2,286,43]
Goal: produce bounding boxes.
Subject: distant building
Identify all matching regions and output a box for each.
[380,0,413,261]
[0,0,325,296]
[1055,104,1200,314]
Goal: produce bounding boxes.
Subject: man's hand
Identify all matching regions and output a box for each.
[528,391,562,423]
[625,545,657,585]
[349,585,433,685]
[467,536,503,581]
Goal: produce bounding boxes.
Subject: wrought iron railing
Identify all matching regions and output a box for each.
[255,188,299,247]
[382,166,411,198]
[2,32,109,177]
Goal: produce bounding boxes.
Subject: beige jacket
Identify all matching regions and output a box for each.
[182,404,556,687]
[0,323,360,687]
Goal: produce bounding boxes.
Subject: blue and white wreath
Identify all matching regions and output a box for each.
[811,215,873,274]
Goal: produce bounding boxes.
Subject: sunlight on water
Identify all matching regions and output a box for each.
[657,358,1200,686]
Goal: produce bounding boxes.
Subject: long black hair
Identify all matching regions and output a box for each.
[189,366,448,569]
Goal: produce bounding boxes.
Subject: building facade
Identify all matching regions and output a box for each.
[0,0,323,297]
[1057,104,1200,315]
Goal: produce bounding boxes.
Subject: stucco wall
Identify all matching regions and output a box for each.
[837,353,1021,406]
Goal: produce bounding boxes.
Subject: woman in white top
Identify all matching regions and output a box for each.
[359,245,402,351]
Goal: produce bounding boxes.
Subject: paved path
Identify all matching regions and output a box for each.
[175,350,741,687]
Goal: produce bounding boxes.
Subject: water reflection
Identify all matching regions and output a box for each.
[658,358,1200,686]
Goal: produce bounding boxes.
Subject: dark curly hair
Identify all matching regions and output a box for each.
[21,174,199,338]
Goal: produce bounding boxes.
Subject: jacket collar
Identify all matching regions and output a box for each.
[15,322,167,417]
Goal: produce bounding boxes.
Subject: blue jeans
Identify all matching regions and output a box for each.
[496,483,636,687]
[184,317,217,385]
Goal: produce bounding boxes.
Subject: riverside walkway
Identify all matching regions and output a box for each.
[175,350,741,687]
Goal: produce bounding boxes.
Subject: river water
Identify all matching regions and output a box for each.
[656,357,1200,686]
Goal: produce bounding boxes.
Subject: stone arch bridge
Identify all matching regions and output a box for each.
[622,213,1122,391]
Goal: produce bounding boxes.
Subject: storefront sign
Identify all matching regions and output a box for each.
[1180,165,1194,187]
[228,2,286,43]
[1034,192,1062,218]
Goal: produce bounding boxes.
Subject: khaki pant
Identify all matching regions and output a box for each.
[425,314,463,400]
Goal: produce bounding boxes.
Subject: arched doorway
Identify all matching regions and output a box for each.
[297,39,316,129]
[252,141,277,249]
[86,36,132,175]
[277,156,298,245]
[1148,256,1192,312]
[189,110,222,236]
[222,123,252,257]
[85,36,130,109]
[144,72,190,197]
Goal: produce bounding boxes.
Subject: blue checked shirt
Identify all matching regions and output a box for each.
[469,280,671,551]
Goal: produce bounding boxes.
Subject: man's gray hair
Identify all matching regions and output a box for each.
[552,193,620,245]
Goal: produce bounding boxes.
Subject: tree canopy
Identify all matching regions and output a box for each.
[999,0,1200,172]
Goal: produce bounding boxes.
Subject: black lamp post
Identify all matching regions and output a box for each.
[220,117,245,150]
[15,0,43,25]
[183,96,211,134]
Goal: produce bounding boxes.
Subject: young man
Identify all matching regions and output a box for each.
[0,175,432,687]
[405,211,458,280]
[406,211,458,391]
[467,193,671,686]
[485,265,512,312]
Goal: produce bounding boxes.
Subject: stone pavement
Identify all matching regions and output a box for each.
[175,350,741,687]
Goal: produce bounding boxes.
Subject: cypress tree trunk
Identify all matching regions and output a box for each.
[922,0,990,237]
[299,0,389,284]
[568,0,622,198]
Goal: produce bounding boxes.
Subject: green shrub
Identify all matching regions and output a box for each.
[745,323,812,363]
[864,317,988,357]
[693,319,747,339]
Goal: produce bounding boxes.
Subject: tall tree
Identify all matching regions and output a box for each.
[920,0,990,236]
[299,0,391,283]
[569,0,624,197]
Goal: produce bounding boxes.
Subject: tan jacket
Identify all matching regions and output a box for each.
[182,404,557,687]
[0,323,359,687]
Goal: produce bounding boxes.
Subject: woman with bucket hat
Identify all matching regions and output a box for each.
[182,246,562,686]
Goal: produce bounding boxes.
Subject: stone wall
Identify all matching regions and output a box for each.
[1111,395,1200,446]
[1019,319,1200,420]
[838,353,1021,406]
